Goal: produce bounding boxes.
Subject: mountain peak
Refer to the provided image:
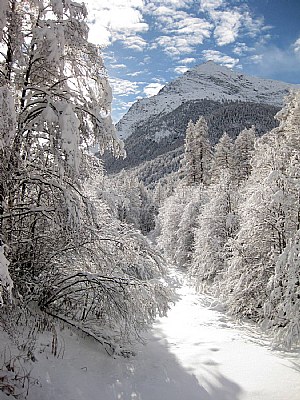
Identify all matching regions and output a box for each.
[193,60,232,73]
[116,66,296,140]
[198,60,223,67]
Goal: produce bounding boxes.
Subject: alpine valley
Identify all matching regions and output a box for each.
[104,61,298,186]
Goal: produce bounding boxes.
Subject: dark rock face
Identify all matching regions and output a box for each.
[104,100,279,174]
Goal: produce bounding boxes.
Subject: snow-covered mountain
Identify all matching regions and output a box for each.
[104,62,297,178]
[117,61,296,140]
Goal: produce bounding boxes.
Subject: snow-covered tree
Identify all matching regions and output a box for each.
[190,171,239,291]
[264,230,300,347]
[221,141,289,320]
[174,186,207,268]
[234,126,256,182]
[181,117,212,186]
[262,90,300,346]
[211,132,235,181]
[0,0,171,356]
[157,182,207,268]
[101,170,157,234]
[222,91,300,327]
[102,170,142,228]
[157,187,188,264]
[139,183,157,234]
[0,0,118,288]
[34,157,171,351]
[184,91,300,347]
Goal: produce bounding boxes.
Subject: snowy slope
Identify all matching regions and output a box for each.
[117,61,297,140]
[4,268,299,400]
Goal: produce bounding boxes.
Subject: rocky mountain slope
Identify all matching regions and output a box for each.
[104,61,297,177]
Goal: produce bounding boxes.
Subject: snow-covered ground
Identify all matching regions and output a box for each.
[2,269,300,400]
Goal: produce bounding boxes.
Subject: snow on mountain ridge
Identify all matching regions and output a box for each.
[117,61,297,140]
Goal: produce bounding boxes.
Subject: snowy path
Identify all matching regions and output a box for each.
[29,269,300,400]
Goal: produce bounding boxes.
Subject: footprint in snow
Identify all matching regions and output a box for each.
[203,359,219,366]
[209,347,220,352]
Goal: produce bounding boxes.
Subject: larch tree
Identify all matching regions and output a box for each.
[174,186,207,268]
[221,139,290,321]
[189,130,239,291]
[101,170,157,235]
[263,90,300,346]
[222,91,300,332]
[264,229,300,348]
[190,170,239,292]
[157,187,188,264]
[234,126,256,183]
[211,132,235,182]
[189,91,300,346]
[181,117,212,186]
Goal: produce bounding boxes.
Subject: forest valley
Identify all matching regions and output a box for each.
[0,1,299,398]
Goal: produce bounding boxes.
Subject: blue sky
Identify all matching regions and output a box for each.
[85,0,300,122]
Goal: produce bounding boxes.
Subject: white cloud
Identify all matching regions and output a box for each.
[119,101,135,110]
[85,0,148,46]
[233,42,254,56]
[103,52,117,62]
[88,25,112,47]
[109,77,142,96]
[199,0,224,12]
[153,5,177,18]
[86,0,270,58]
[155,36,194,55]
[151,6,212,34]
[241,11,268,38]
[293,37,300,53]
[106,9,146,32]
[88,0,144,7]
[110,63,126,69]
[172,15,212,36]
[210,10,241,46]
[148,2,268,57]
[116,34,147,51]
[249,54,263,63]
[147,4,212,56]
[127,71,144,77]
[174,65,189,74]
[199,3,268,48]
[181,57,195,64]
[152,76,166,83]
[143,82,165,97]
[143,56,151,63]
[154,13,212,55]
[202,50,239,68]
[147,0,191,9]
